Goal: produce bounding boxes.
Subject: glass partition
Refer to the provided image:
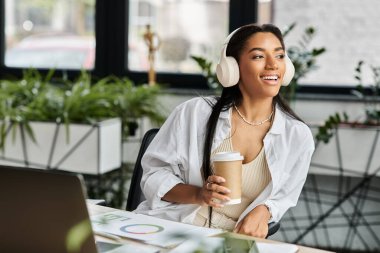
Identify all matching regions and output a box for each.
[5,0,95,70]
[128,0,229,74]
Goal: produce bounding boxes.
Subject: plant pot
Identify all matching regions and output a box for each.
[0,118,121,175]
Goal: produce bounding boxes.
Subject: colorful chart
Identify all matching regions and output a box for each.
[120,224,164,235]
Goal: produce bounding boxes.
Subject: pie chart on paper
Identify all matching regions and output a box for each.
[120,224,164,234]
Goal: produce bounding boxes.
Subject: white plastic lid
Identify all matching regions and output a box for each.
[211,151,244,162]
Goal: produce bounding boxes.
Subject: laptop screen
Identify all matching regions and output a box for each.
[0,165,98,253]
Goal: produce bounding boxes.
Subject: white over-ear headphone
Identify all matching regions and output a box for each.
[216,26,295,88]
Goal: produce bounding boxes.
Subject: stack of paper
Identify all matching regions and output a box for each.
[256,242,298,253]
[91,210,223,248]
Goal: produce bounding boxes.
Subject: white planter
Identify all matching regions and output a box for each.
[310,126,380,177]
[0,118,121,175]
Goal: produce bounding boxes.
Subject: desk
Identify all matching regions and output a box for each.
[87,204,333,253]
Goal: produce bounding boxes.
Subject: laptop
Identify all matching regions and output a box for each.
[0,165,155,253]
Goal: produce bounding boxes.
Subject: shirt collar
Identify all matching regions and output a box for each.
[207,96,230,120]
[220,107,231,119]
[268,105,286,135]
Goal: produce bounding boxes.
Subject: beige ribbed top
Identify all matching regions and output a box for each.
[194,134,271,228]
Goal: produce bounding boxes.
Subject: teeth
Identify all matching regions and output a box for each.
[262,75,278,80]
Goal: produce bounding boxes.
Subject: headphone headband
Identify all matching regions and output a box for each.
[221,26,249,57]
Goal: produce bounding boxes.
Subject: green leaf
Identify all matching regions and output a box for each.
[312,48,326,56]
[0,122,7,151]
[24,122,37,144]
[282,22,296,37]
[305,27,315,35]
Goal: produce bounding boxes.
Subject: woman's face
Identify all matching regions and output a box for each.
[237,32,286,100]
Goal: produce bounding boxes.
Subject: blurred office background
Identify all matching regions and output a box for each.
[0,0,379,252]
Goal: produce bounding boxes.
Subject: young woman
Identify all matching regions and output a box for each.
[135,24,315,238]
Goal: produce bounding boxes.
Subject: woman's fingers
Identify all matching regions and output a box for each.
[233,221,242,233]
[201,175,232,207]
[208,175,226,184]
[201,184,230,207]
[206,175,231,194]
[234,214,269,238]
[210,191,230,203]
[207,182,231,194]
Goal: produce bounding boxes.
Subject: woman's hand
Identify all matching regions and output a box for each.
[196,175,231,208]
[233,205,271,238]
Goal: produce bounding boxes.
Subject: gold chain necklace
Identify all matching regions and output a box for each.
[233,104,274,126]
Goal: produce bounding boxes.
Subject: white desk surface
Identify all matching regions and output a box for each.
[87,203,334,253]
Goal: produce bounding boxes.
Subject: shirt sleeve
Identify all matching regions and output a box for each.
[139,105,186,209]
[265,129,315,223]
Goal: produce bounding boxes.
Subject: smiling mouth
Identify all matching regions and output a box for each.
[261,75,279,81]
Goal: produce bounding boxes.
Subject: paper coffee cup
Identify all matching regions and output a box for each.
[211,152,244,205]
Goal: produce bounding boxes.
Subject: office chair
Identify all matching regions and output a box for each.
[126,128,280,237]
[126,128,159,211]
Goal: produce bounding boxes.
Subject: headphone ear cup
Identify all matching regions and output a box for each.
[216,56,240,87]
[282,54,295,86]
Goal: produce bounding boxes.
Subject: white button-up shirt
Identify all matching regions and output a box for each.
[135,97,315,226]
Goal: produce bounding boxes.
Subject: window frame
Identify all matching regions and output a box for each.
[0,0,4,70]
[0,0,358,94]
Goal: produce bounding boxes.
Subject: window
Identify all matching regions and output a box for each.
[0,0,258,89]
[128,0,229,74]
[273,0,380,88]
[4,0,95,70]
[125,0,257,88]
[4,0,378,91]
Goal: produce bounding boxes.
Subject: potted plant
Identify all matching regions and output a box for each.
[312,61,380,177]
[0,70,165,175]
[106,78,165,138]
[315,61,380,144]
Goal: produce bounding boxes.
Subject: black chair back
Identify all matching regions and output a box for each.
[126,128,159,211]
